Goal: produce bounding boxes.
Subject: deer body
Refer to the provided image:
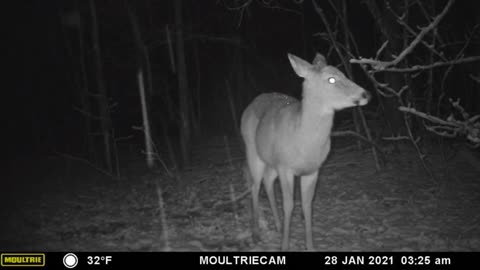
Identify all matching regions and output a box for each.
[241,53,370,250]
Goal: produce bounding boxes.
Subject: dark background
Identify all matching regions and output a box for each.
[8,0,478,162]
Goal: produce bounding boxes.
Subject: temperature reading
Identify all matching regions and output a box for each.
[87,256,112,265]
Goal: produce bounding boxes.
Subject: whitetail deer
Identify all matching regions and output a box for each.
[241,53,370,250]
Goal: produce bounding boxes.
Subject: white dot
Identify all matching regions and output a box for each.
[63,253,78,268]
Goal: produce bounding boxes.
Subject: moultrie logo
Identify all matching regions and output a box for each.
[1,253,45,267]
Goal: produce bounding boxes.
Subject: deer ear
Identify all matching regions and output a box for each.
[312,53,326,69]
[287,53,312,78]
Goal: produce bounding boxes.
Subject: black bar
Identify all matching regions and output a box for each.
[1,252,475,269]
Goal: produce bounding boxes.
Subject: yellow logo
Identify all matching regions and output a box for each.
[1,253,45,267]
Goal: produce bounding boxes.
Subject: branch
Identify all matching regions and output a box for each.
[375,56,480,73]
[73,106,105,120]
[350,55,480,73]
[350,0,455,70]
[387,2,447,61]
[332,130,382,151]
[56,151,115,178]
[399,101,480,147]
[471,74,480,84]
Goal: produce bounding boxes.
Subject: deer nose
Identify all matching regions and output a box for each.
[354,90,371,106]
[362,91,371,101]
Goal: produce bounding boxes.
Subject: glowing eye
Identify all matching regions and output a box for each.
[328,77,336,84]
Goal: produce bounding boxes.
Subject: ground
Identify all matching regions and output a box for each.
[1,135,479,251]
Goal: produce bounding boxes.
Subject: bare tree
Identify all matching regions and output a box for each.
[89,0,114,173]
[174,0,192,168]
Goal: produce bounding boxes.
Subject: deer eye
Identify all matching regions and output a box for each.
[328,77,336,84]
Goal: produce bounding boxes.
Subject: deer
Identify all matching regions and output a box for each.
[240,53,370,250]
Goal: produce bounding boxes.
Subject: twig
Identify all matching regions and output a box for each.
[332,130,382,151]
[73,106,104,120]
[360,56,480,73]
[350,0,456,70]
[387,1,447,61]
[470,74,480,84]
[315,0,381,170]
[399,103,480,147]
[55,151,114,178]
[155,182,171,251]
[211,188,250,209]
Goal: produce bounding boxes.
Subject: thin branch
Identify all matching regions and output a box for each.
[56,151,115,178]
[351,0,455,70]
[387,2,447,61]
[73,106,105,120]
[470,74,480,84]
[312,0,345,70]
[332,130,383,154]
[399,103,480,147]
[385,0,454,67]
[352,55,480,73]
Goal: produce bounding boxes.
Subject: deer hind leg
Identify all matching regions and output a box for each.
[245,149,266,242]
[263,166,280,231]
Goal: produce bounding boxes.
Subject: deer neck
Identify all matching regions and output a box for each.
[297,82,335,147]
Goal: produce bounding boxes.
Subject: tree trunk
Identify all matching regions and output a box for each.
[89,0,113,172]
[174,0,191,168]
[366,0,405,137]
[76,2,95,163]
